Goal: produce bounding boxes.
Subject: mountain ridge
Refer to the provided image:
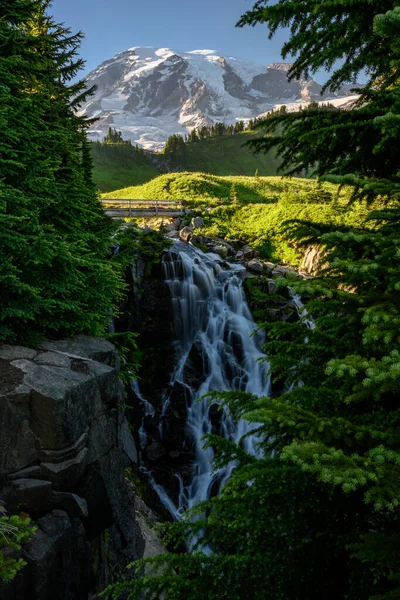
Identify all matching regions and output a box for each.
[79,46,354,151]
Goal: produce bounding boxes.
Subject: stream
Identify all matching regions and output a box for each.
[135,241,271,519]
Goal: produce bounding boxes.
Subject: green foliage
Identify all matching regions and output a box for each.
[104,331,140,385]
[90,142,159,192]
[102,127,132,145]
[104,224,171,382]
[237,0,395,92]
[105,1,400,599]
[240,2,400,202]
[0,0,125,345]
[104,172,303,205]
[164,134,186,164]
[92,131,282,193]
[0,508,35,583]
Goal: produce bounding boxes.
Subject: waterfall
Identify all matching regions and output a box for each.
[138,241,271,519]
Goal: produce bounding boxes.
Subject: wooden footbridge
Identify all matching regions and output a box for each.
[101,198,186,219]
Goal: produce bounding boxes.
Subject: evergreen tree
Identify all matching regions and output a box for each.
[104,3,400,600]
[164,134,186,166]
[0,0,124,344]
[102,127,131,145]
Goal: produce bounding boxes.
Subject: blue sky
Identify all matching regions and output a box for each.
[51,0,293,76]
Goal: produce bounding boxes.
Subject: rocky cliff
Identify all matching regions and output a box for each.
[0,336,161,600]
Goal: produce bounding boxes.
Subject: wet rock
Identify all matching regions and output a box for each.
[179,226,193,242]
[162,382,190,453]
[247,258,264,273]
[182,341,209,387]
[280,310,299,323]
[166,230,180,239]
[213,245,228,258]
[146,442,165,462]
[191,216,204,229]
[235,250,244,261]
[190,235,204,245]
[209,403,222,435]
[242,245,255,260]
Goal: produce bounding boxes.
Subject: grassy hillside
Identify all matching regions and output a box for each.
[91,143,159,192]
[104,172,302,205]
[104,172,373,265]
[180,132,281,176]
[92,132,281,193]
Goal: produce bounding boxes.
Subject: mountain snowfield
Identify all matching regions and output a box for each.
[79,46,355,151]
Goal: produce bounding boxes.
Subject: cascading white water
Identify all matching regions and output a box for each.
[151,241,272,518]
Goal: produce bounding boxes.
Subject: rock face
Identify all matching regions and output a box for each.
[0,336,153,600]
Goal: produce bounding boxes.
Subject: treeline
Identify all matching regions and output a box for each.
[92,128,151,166]
[163,109,290,154]
[164,120,246,156]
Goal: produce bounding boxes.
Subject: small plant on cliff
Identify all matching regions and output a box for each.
[104,331,140,385]
[0,507,35,583]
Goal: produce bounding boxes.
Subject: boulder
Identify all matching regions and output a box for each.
[191,216,204,229]
[33,351,71,369]
[267,279,277,294]
[263,261,277,274]
[0,346,37,361]
[166,230,179,239]
[213,245,229,258]
[272,265,300,277]
[190,235,204,245]
[242,245,255,260]
[235,250,244,261]
[179,226,193,242]
[145,442,165,463]
[165,218,180,232]
[40,336,118,368]
[247,258,264,274]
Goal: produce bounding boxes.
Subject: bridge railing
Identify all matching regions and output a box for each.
[101,198,186,217]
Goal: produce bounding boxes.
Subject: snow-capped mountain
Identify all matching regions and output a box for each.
[79,46,354,151]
